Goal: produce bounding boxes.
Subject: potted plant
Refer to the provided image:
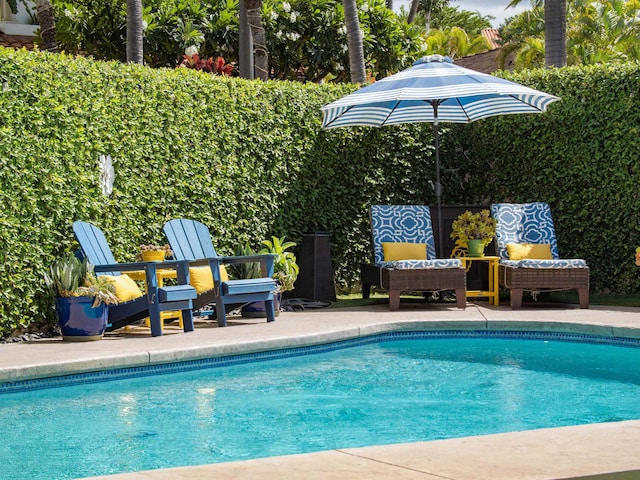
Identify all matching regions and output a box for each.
[44,253,119,341]
[139,244,173,262]
[241,236,299,317]
[450,209,497,257]
[259,236,299,294]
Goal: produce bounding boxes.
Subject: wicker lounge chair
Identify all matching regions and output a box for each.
[361,205,466,310]
[490,202,589,309]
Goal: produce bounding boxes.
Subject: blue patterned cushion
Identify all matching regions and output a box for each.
[379,259,462,269]
[491,202,587,268]
[491,202,560,260]
[502,259,587,269]
[370,205,437,263]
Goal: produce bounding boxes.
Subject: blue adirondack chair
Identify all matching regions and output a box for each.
[163,219,277,327]
[73,221,197,337]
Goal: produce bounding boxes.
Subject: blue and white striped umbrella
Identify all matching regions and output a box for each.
[321,55,559,129]
[321,55,559,255]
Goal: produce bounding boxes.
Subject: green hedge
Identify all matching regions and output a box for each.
[0,48,638,336]
[448,63,640,295]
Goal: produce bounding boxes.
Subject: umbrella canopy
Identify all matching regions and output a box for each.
[321,55,560,256]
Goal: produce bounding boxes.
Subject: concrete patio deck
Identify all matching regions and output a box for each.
[2,301,640,479]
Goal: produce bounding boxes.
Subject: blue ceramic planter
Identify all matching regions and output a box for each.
[55,296,108,341]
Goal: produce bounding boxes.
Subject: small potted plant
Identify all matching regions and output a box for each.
[450,209,497,257]
[44,253,119,341]
[240,236,299,317]
[259,236,299,294]
[139,244,173,262]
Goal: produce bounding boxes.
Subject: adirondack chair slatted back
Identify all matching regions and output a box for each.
[163,219,218,261]
[370,205,437,264]
[73,221,119,274]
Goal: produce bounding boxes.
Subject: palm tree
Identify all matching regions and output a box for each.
[408,0,420,24]
[544,0,566,66]
[424,27,490,58]
[244,0,269,80]
[126,0,143,64]
[343,0,366,83]
[507,0,567,67]
[35,0,56,53]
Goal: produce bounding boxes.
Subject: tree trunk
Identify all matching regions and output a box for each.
[545,0,566,67]
[238,0,254,79]
[407,0,419,24]
[386,0,393,8]
[126,0,144,64]
[343,0,366,83]
[244,0,268,80]
[35,0,56,53]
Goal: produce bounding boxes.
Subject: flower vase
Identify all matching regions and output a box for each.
[142,250,165,262]
[467,240,485,258]
[56,296,108,341]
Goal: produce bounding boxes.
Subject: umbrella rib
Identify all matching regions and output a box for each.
[454,97,472,123]
[323,105,355,129]
[379,100,402,126]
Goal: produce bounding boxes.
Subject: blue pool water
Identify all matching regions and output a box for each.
[3,333,640,479]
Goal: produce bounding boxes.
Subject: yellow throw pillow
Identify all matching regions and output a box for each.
[506,243,553,260]
[189,265,229,294]
[382,242,427,261]
[100,274,143,302]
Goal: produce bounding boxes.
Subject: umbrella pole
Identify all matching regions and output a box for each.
[432,104,444,257]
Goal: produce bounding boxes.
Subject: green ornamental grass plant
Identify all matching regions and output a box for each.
[44,253,119,308]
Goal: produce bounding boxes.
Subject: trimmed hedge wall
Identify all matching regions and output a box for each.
[447,63,640,295]
[0,48,638,336]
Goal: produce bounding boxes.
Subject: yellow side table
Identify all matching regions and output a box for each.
[127,269,183,330]
[459,256,499,306]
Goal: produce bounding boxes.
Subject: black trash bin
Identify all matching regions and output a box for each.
[291,233,337,302]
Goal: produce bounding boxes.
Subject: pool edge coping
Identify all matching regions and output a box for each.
[2,317,640,385]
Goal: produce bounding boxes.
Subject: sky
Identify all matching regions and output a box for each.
[393,0,530,28]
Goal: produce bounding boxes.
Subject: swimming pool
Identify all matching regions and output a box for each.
[2,331,640,479]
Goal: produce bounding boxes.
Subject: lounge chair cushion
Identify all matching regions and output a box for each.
[501,259,588,268]
[100,274,143,302]
[189,265,230,295]
[507,243,553,260]
[378,259,462,269]
[371,205,439,263]
[491,202,561,260]
[382,242,427,261]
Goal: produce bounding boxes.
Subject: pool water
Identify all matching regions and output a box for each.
[3,336,640,479]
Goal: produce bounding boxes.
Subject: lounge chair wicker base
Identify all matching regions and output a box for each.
[361,263,467,310]
[500,265,589,309]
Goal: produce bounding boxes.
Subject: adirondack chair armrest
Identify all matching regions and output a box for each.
[94,260,191,284]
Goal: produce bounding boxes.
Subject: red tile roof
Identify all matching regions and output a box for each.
[481,28,501,50]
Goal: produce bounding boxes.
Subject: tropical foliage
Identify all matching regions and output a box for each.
[423,26,489,59]
[258,237,299,293]
[179,53,234,74]
[500,0,640,69]
[49,0,422,81]
[44,254,119,308]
